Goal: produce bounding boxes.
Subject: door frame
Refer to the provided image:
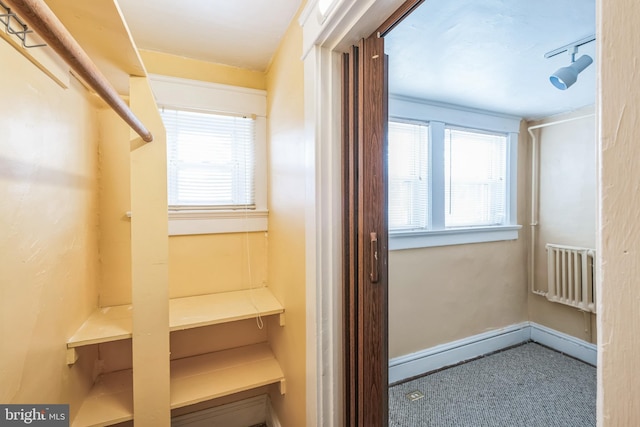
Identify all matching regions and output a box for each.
[299,1,418,426]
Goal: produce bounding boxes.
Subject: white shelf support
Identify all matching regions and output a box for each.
[279,312,286,327]
[66,347,79,366]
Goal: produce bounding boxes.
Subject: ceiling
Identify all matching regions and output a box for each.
[116,0,303,71]
[386,0,596,120]
[116,0,595,120]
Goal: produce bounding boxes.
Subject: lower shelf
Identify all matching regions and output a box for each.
[72,370,133,427]
[171,343,285,408]
[72,343,284,427]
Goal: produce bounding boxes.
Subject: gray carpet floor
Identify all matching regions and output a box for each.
[389,342,596,427]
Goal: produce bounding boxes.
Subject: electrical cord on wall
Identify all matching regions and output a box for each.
[240,122,264,330]
[245,222,264,330]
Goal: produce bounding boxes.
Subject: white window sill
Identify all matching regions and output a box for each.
[389,225,522,250]
[168,209,268,236]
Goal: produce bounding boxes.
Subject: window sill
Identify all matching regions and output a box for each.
[168,209,268,236]
[389,225,522,250]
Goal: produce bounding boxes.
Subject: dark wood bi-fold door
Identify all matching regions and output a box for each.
[342,2,424,426]
[343,33,389,427]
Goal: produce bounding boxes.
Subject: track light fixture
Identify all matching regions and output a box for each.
[545,34,595,90]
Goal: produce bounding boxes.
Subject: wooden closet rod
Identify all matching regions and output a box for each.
[4,0,154,142]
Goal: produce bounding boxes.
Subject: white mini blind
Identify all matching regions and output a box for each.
[444,128,507,227]
[161,108,256,209]
[388,121,429,230]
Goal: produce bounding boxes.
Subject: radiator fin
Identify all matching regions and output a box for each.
[545,243,596,313]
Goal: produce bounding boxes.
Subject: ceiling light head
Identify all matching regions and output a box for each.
[550,54,593,90]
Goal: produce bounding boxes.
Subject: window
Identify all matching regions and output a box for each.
[444,128,507,228]
[162,109,256,209]
[150,75,267,236]
[388,121,429,230]
[388,97,521,250]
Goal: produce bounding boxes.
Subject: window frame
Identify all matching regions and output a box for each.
[149,75,268,236]
[388,96,522,250]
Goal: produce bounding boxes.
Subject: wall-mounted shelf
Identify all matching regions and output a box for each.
[171,343,285,408]
[170,288,285,332]
[67,305,133,348]
[71,370,133,427]
[72,343,284,427]
[67,287,284,350]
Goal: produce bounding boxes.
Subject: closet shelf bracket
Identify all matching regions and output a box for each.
[66,348,79,366]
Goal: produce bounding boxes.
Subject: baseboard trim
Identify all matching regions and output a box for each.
[266,396,282,427]
[171,395,267,427]
[389,322,530,384]
[529,322,597,366]
[389,322,597,384]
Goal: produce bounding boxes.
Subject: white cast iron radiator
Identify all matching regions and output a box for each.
[545,243,596,313]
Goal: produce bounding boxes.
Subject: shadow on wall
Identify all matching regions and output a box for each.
[0,157,93,189]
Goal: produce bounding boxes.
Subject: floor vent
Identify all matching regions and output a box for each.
[406,390,425,401]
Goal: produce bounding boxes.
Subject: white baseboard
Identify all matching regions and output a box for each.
[266,396,282,427]
[171,395,267,427]
[389,322,597,384]
[529,322,597,366]
[389,322,530,384]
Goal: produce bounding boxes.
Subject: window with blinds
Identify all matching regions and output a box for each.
[388,120,509,233]
[388,121,429,230]
[444,128,507,228]
[161,108,256,210]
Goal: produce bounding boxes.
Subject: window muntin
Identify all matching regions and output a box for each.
[162,108,256,210]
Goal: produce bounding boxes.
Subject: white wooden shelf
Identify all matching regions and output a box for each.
[67,287,284,349]
[170,287,285,332]
[67,304,133,348]
[72,370,133,427]
[72,343,284,427]
[171,343,285,408]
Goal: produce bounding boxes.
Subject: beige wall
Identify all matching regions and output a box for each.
[168,232,268,298]
[389,122,530,359]
[598,0,640,423]
[0,40,100,416]
[265,7,307,427]
[98,108,132,306]
[99,51,270,304]
[139,50,266,90]
[528,106,597,343]
[389,240,528,358]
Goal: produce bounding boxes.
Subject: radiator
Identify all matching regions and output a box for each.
[545,243,596,313]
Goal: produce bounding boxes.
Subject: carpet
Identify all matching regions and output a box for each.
[389,342,596,427]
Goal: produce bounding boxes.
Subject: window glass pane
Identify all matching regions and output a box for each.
[444,128,507,227]
[161,108,255,209]
[388,121,429,230]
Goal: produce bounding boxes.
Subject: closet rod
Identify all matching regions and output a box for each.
[4,0,153,142]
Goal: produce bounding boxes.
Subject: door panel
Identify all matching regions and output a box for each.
[343,33,389,427]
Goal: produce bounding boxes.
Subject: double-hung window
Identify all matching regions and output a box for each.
[388,121,429,230]
[388,97,521,249]
[150,75,267,236]
[162,109,256,209]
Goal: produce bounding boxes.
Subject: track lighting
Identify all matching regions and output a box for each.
[545,34,595,90]
[549,54,593,90]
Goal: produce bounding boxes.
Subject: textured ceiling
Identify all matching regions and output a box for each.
[386,0,596,119]
[116,0,303,72]
[117,0,595,119]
